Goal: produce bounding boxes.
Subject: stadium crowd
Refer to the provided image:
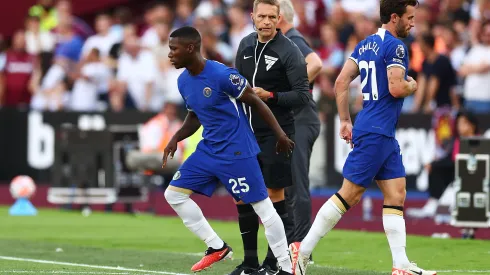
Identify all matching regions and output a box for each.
[2,0,490,117]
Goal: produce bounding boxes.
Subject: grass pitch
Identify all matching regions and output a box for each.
[0,207,489,275]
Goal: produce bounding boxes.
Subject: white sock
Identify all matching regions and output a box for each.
[251,198,292,274]
[165,189,224,249]
[383,214,410,268]
[300,199,343,257]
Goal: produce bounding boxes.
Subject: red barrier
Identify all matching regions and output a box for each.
[1,184,488,239]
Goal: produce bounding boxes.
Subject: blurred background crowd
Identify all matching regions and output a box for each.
[1,0,490,220]
[2,0,490,118]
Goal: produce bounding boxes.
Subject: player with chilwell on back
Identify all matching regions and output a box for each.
[290,1,437,275]
[162,26,295,275]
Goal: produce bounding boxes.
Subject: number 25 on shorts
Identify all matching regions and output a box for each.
[229,177,250,194]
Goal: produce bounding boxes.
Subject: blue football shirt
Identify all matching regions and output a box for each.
[177,60,260,159]
[349,28,410,137]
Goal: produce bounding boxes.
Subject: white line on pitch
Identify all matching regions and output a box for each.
[0,256,190,275]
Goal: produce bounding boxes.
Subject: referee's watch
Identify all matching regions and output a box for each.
[267,91,278,104]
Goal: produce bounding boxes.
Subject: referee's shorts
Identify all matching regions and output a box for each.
[256,133,295,189]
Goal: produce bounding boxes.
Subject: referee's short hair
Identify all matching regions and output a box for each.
[253,0,281,15]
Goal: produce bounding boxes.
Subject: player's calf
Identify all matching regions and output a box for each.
[164,188,230,271]
[251,198,293,274]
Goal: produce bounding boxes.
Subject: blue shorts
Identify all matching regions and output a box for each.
[343,129,405,188]
[170,149,268,204]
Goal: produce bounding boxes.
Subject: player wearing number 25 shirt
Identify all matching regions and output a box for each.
[343,28,410,187]
[162,26,295,275]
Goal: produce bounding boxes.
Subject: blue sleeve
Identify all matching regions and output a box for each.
[349,43,362,66]
[178,74,193,111]
[385,40,409,71]
[220,68,248,99]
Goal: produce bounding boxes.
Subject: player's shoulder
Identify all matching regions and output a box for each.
[382,30,408,52]
[207,60,239,77]
[177,69,189,88]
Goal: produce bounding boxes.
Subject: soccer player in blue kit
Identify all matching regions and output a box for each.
[290,1,437,275]
[162,26,295,275]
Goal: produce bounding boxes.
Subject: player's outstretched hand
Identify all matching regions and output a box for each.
[339,120,354,149]
[276,134,295,157]
[162,138,178,168]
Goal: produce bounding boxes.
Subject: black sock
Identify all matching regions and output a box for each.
[237,204,259,267]
[263,200,290,269]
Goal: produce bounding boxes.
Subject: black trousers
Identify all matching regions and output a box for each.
[286,123,320,242]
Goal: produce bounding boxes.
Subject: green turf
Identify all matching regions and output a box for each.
[0,207,488,275]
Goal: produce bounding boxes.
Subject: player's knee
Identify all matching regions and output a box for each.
[384,187,406,207]
[338,180,365,207]
[164,188,190,206]
[251,198,277,225]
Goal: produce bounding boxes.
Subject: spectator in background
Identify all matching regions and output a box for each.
[30,16,83,111]
[459,20,490,114]
[81,13,119,59]
[201,27,233,66]
[0,30,38,108]
[407,110,480,219]
[141,2,172,49]
[127,102,184,174]
[291,0,327,42]
[28,0,57,32]
[25,16,56,56]
[173,0,196,29]
[316,22,345,110]
[223,4,255,60]
[53,0,94,41]
[109,7,133,42]
[112,36,159,112]
[411,32,458,114]
[107,23,137,72]
[69,48,112,111]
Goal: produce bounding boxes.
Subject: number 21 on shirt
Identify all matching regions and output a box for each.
[359,60,378,101]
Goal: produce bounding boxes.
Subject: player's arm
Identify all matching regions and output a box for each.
[269,45,310,107]
[240,86,288,139]
[162,111,201,167]
[385,43,417,98]
[173,111,201,143]
[387,66,417,98]
[334,58,359,123]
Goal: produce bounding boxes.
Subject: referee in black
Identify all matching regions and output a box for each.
[230,0,310,274]
[276,0,323,258]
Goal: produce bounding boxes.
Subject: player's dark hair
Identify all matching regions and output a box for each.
[169,26,202,47]
[420,32,435,49]
[380,0,419,24]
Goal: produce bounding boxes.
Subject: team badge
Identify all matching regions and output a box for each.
[203,87,212,97]
[229,74,241,86]
[173,171,181,180]
[396,45,405,58]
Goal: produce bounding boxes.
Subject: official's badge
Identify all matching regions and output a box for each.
[203,87,212,97]
[173,171,181,180]
[396,45,405,58]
